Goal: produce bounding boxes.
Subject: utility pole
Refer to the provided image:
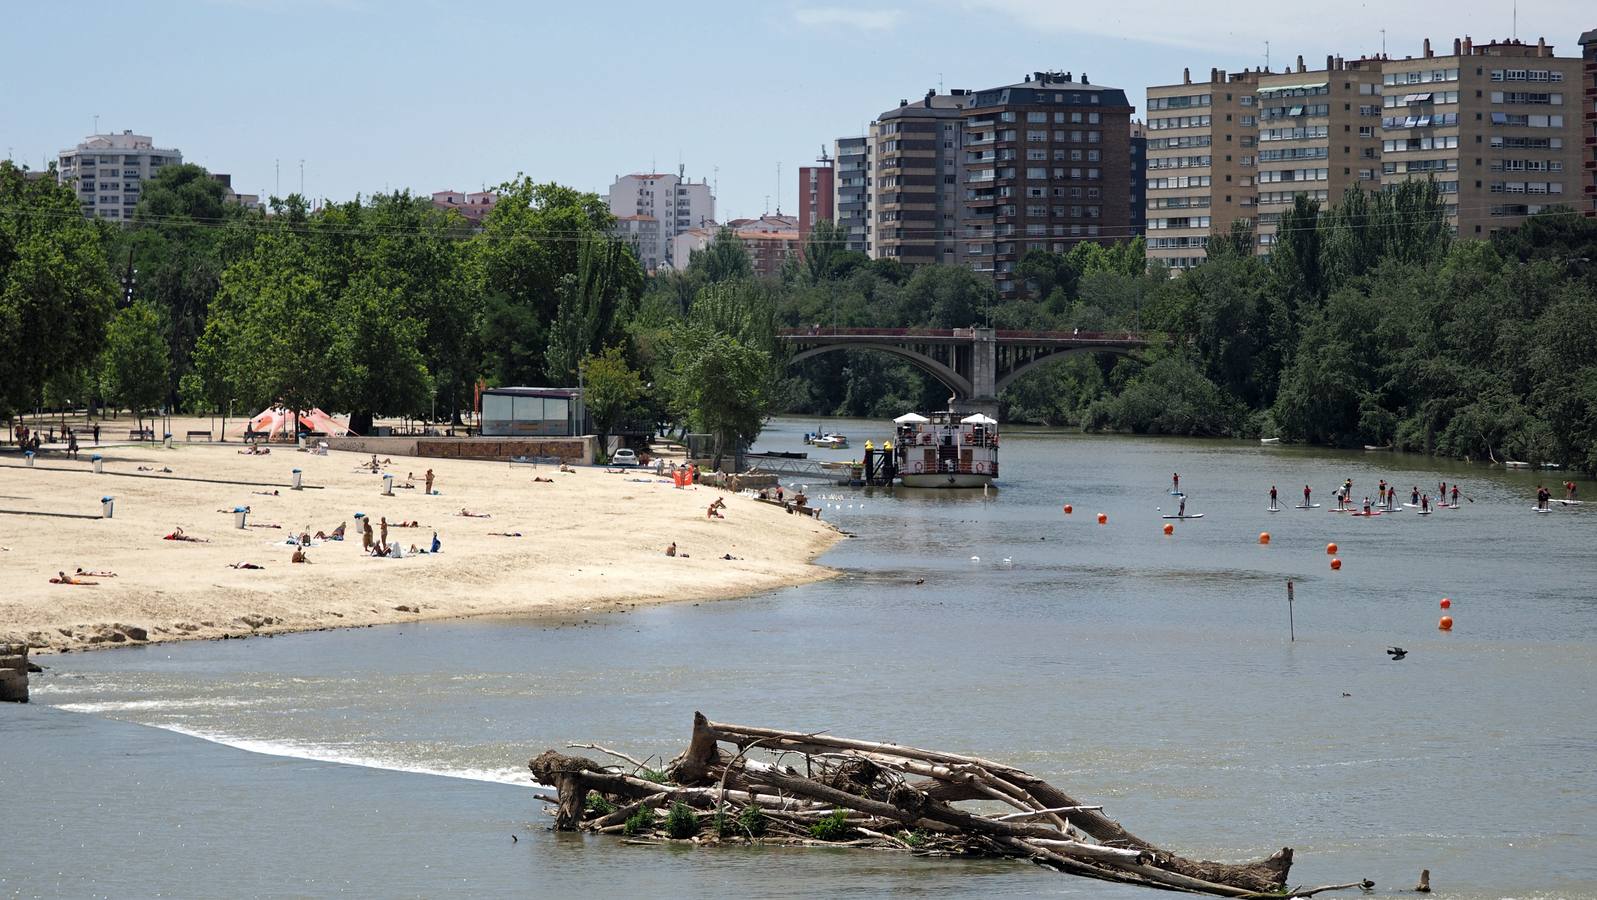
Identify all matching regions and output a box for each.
[299,159,305,197]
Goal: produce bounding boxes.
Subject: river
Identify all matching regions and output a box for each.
[4,418,1595,898]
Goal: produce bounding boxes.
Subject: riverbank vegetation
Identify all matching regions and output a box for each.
[4,158,1595,470]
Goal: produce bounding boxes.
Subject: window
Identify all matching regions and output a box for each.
[1027,111,1048,123]
[1026,167,1047,179]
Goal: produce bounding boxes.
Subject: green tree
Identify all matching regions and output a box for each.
[0,162,119,418]
[579,345,647,457]
[99,300,170,434]
[688,227,753,283]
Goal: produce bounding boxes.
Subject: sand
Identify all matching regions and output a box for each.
[0,439,840,653]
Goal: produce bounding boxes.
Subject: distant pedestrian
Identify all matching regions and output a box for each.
[92,423,100,445]
[67,429,79,460]
[424,468,435,495]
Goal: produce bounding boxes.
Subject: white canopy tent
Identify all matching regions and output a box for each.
[893,413,930,424]
[960,414,998,425]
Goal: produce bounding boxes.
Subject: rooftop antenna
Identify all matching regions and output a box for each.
[1380,28,1387,56]
[1512,0,1517,39]
[92,114,100,135]
[776,161,782,214]
[938,72,944,92]
[1264,41,1270,70]
[299,159,304,196]
[275,159,280,197]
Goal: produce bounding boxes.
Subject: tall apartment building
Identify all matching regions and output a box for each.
[612,215,663,271]
[1129,120,1147,236]
[1144,68,1262,269]
[1584,30,1597,217]
[833,136,872,253]
[872,90,969,267]
[797,151,835,253]
[1382,37,1584,236]
[961,72,1135,296]
[56,131,182,221]
[604,167,715,270]
[1255,56,1385,250]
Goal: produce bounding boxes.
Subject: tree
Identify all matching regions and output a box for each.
[0,162,118,418]
[688,227,753,283]
[661,322,775,466]
[579,346,646,457]
[99,300,170,434]
[545,236,644,384]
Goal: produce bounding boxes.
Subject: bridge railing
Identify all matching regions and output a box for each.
[781,327,960,338]
[779,327,1158,343]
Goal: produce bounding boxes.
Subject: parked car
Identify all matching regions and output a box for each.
[610,448,639,467]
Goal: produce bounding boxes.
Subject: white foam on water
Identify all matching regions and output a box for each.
[153,723,541,789]
[53,697,258,714]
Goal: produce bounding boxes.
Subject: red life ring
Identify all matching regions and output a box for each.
[975,461,987,474]
[912,462,923,474]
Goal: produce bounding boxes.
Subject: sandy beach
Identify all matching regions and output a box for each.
[0,438,840,653]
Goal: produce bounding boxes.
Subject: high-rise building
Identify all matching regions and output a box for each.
[1255,55,1385,251]
[1129,119,1147,237]
[1583,30,1597,217]
[1381,37,1584,237]
[612,215,663,271]
[832,135,873,254]
[960,72,1135,297]
[604,167,715,270]
[872,89,969,267]
[56,131,182,221]
[1144,68,1263,270]
[798,151,835,253]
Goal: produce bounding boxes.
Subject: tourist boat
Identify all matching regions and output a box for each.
[892,411,998,489]
[809,433,849,450]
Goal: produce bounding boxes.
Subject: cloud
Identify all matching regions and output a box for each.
[958,0,1592,59]
[793,6,904,31]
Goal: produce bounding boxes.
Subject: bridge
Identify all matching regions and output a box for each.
[779,327,1157,420]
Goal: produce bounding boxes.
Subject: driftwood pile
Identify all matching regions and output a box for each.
[529,713,1372,898]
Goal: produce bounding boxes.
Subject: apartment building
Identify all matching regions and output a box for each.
[1255,56,1385,250]
[1584,30,1597,217]
[833,136,872,253]
[871,90,968,267]
[430,189,497,225]
[604,167,715,270]
[612,215,663,271]
[1144,68,1263,269]
[670,214,801,278]
[1129,120,1147,236]
[961,72,1135,297]
[798,151,835,252]
[56,131,182,221]
[1381,37,1584,236]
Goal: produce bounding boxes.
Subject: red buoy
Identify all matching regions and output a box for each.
[1097,513,1108,525]
[1330,557,1342,570]
[1259,532,1271,545]
[1063,504,1073,515]
[1439,615,1454,631]
[1163,523,1174,535]
[1440,597,1452,610]
[1326,542,1338,555]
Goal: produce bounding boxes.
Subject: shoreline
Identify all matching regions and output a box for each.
[2,441,842,656]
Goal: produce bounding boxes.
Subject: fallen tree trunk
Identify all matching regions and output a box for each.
[529,712,1369,898]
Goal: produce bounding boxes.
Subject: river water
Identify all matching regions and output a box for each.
[4,418,1595,898]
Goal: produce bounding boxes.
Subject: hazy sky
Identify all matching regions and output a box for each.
[2,0,1588,220]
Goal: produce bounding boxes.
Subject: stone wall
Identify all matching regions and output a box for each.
[0,640,28,703]
[322,436,594,464]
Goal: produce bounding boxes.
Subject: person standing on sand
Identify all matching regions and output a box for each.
[92,422,99,445]
[66,429,78,460]
[362,519,375,552]
[424,468,435,495]
[379,517,389,547]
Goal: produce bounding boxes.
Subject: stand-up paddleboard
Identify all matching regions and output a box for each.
[1347,510,1382,517]
[1532,507,1553,514]
[1267,505,1282,512]
[1169,490,1185,496]
[1161,513,1205,519]
[1552,498,1583,506]
[1295,503,1321,509]
[1437,502,1460,509]
[1403,502,1424,509]
[1415,509,1432,516]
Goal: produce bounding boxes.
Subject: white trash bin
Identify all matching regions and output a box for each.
[24,451,34,467]
[291,468,303,490]
[233,506,248,529]
[382,473,394,496]
[164,433,174,449]
[101,496,114,519]
[92,454,104,474]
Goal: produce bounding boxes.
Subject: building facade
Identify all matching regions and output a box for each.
[833,135,873,253]
[1129,119,1147,236]
[961,73,1134,296]
[431,189,497,225]
[872,90,969,267]
[1144,68,1263,269]
[604,168,715,270]
[56,131,182,221]
[1381,37,1584,237]
[1255,56,1385,250]
[612,215,663,271]
[1585,30,1597,217]
[798,153,835,253]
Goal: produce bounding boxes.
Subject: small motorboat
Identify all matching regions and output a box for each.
[810,433,849,450]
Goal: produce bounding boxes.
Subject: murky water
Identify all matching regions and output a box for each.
[5,420,1595,898]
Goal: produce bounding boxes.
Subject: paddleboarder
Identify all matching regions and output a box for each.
[1269,485,1278,510]
[1411,486,1420,506]
[1450,484,1460,506]
[1303,484,1312,507]
[1536,485,1551,510]
[1178,495,1187,517]
[1421,494,1431,513]
[1172,472,1180,493]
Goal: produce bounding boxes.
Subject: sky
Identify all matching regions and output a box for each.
[2,0,1590,221]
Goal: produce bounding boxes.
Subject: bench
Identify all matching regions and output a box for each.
[128,429,154,441]
[185,430,213,442]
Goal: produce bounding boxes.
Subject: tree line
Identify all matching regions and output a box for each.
[5,159,1596,471]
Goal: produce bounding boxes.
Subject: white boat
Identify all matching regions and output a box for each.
[893,411,997,489]
[1504,460,1531,469]
[810,433,849,450]
[1259,437,1281,445]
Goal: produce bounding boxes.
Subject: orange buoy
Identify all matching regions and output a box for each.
[1163,523,1174,535]
[1259,532,1271,545]
[1330,557,1342,570]
[1063,504,1073,515]
[1326,542,1338,555]
[1096,512,1108,525]
[1439,597,1452,609]
[1439,615,1454,631]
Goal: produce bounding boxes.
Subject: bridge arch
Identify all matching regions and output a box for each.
[788,342,973,398]
[994,346,1142,395]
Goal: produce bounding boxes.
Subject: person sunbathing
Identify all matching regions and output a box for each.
[248,522,283,529]
[50,570,97,585]
[314,522,346,541]
[532,476,554,483]
[74,567,117,577]
[298,532,312,546]
[665,542,677,557]
[394,520,420,528]
[137,465,174,473]
[291,548,310,564]
[253,489,280,496]
[559,463,574,473]
[456,509,491,518]
[228,561,265,570]
[488,531,523,537]
[218,506,252,514]
[164,527,210,543]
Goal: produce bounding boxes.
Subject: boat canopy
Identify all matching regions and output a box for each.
[893,413,930,424]
[959,414,998,425]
